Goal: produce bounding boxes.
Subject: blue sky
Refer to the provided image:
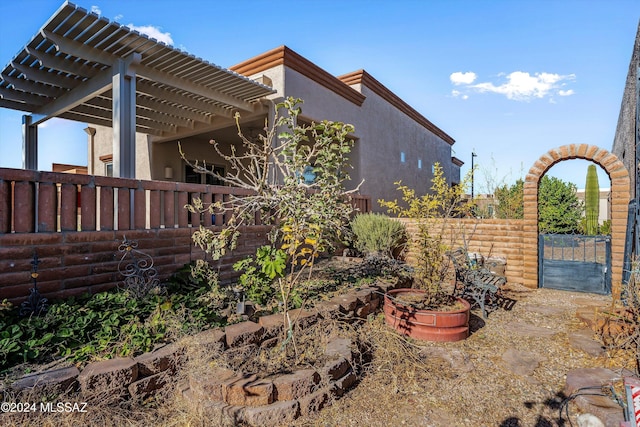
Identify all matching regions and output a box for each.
[0,0,638,192]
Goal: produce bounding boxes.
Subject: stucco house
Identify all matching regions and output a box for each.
[1,2,460,212]
[88,45,462,210]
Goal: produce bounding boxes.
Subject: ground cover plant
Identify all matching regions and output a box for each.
[0,260,229,376]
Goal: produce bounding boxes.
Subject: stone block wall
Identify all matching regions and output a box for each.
[399,218,525,285]
[0,225,271,304]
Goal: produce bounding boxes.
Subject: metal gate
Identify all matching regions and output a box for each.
[539,234,611,294]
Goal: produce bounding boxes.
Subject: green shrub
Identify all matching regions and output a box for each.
[350,213,407,258]
[233,246,285,306]
[0,268,229,374]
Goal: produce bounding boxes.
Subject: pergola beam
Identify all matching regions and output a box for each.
[26,47,104,78]
[11,61,81,90]
[60,110,164,137]
[86,97,193,128]
[0,86,49,106]
[71,103,177,132]
[43,30,255,112]
[0,98,38,112]
[137,79,233,118]
[30,66,112,125]
[2,74,67,98]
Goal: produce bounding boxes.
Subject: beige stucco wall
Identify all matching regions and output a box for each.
[88,60,458,210]
[245,64,457,212]
[88,125,152,180]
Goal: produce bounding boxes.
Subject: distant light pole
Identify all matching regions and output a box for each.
[471,151,477,200]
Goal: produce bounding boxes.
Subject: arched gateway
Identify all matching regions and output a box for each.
[522,144,630,297]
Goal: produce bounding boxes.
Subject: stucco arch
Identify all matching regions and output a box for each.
[522,144,630,297]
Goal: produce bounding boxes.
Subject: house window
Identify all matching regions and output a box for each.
[184,164,225,185]
[99,154,113,177]
[488,204,494,217]
[400,152,406,163]
[418,159,422,169]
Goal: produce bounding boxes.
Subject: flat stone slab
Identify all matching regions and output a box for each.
[418,347,475,373]
[564,368,625,427]
[501,348,544,377]
[568,328,605,357]
[503,321,558,337]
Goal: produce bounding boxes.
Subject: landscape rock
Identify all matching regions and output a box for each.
[128,372,168,401]
[192,328,226,353]
[78,357,138,393]
[568,328,605,357]
[501,348,544,377]
[258,313,285,339]
[240,399,300,427]
[224,321,264,348]
[188,367,237,401]
[564,368,625,427]
[11,366,79,393]
[135,342,184,376]
[288,308,321,330]
[298,388,330,416]
[222,375,274,406]
[272,369,320,401]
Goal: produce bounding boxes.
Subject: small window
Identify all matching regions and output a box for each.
[400,152,406,163]
[418,159,422,169]
[185,164,225,185]
[100,154,114,177]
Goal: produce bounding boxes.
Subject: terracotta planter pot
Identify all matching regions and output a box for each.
[383,288,471,342]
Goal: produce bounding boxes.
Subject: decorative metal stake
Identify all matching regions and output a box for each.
[20,252,49,317]
[117,236,163,298]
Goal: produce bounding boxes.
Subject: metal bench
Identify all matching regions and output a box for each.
[447,248,507,319]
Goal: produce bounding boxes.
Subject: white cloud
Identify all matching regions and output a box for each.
[451,90,469,100]
[127,24,173,45]
[91,5,101,15]
[450,71,477,85]
[114,14,123,22]
[451,71,576,102]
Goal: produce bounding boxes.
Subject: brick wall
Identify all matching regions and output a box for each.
[399,218,525,285]
[0,226,271,304]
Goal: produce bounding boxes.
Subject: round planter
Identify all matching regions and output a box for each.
[383,288,471,342]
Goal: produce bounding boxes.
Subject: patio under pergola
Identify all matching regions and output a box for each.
[0,1,274,178]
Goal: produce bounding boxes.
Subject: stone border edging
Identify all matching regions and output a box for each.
[6,276,406,426]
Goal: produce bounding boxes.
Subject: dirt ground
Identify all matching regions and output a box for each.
[291,284,635,427]
[2,279,636,427]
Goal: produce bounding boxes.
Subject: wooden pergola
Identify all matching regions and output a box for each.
[0,1,274,177]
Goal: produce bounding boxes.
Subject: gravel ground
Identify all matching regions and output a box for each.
[292,283,634,427]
